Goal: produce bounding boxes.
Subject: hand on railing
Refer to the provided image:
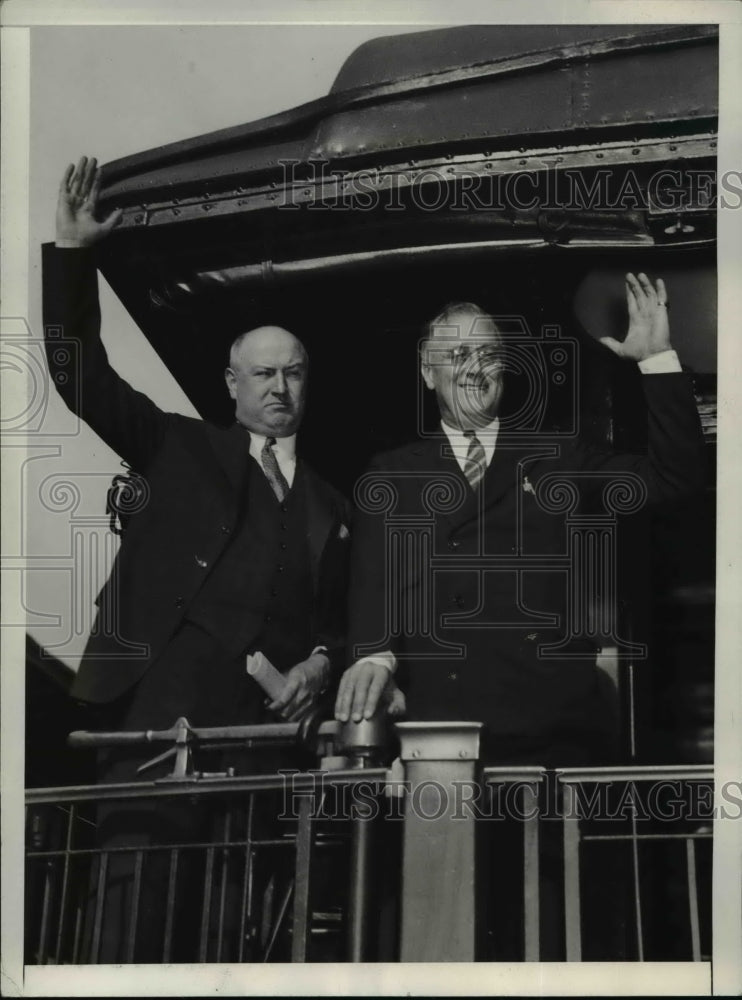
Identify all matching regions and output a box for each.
[334,659,406,723]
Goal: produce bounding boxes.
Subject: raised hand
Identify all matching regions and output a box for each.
[600,272,672,362]
[56,156,122,247]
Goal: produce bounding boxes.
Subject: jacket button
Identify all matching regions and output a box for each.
[448,671,458,681]
[280,542,287,550]
[265,615,273,624]
[220,525,231,534]
[174,596,184,608]
[447,539,460,550]
[277,565,284,573]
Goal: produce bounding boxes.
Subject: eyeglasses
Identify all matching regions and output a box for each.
[424,343,506,368]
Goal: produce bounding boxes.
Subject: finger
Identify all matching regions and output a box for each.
[363,673,388,719]
[625,272,643,298]
[88,167,102,207]
[387,687,406,717]
[636,272,656,302]
[287,694,313,722]
[349,670,373,722]
[335,668,356,721]
[655,277,668,306]
[625,279,639,319]
[269,676,301,712]
[80,157,98,201]
[100,208,123,234]
[59,163,75,194]
[599,336,623,356]
[70,156,88,195]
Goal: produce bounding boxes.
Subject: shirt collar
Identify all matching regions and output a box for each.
[246,430,297,462]
[440,416,500,447]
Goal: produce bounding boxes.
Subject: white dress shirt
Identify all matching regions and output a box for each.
[248,431,297,487]
[355,349,682,676]
[440,415,500,475]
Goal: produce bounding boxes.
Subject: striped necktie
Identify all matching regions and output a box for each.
[462,430,486,491]
[261,437,290,502]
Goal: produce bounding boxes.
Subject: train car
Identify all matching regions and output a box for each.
[26,23,718,965]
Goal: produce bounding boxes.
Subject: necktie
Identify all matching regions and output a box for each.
[261,437,290,502]
[462,431,486,491]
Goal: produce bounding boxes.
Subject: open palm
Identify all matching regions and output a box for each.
[56,156,122,246]
[600,272,671,362]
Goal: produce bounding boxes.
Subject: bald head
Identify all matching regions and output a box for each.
[225,325,308,436]
[229,326,307,371]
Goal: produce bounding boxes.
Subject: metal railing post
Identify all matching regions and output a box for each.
[482,767,545,961]
[396,721,482,962]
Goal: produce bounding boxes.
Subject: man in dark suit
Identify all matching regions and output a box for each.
[45,156,349,741]
[334,278,705,961]
[43,156,350,961]
[335,281,705,768]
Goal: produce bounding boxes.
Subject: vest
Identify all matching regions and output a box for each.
[186,462,314,669]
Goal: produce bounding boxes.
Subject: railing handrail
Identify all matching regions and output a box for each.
[25,766,390,805]
[556,764,713,783]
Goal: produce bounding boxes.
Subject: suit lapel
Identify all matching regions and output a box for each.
[411,434,532,531]
[203,422,253,501]
[300,461,335,594]
[409,436,478,532]
[481,440,530,507]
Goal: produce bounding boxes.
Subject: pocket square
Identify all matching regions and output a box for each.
[338,522,350,540]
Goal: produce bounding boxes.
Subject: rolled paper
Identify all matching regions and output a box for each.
[246,651,287,701]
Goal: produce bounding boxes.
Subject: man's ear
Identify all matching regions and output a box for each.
[420,361,435,390]
[225,367,237,400]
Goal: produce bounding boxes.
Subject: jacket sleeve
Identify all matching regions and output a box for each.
[563,371,707,503]
[42,243,175,473]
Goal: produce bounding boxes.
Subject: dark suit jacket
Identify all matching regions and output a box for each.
[43,244,350,705]
[348,373,706,750]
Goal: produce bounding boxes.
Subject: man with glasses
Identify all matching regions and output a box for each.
[336,288,705,768]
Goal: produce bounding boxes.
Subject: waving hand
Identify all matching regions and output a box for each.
[56,156,122,247]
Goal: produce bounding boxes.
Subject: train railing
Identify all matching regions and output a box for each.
[24,720,712,963]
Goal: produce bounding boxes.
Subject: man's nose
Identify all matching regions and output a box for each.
[272,372,288,395]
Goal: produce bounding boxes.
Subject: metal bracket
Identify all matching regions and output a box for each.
[136,716,196,781]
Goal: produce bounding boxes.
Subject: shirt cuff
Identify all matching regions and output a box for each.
[54,240,89,248]
[638,350,681,374]
[354,651,397,675]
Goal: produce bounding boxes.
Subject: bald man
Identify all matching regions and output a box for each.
[43,157,350,743]
[42,158,352,962]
